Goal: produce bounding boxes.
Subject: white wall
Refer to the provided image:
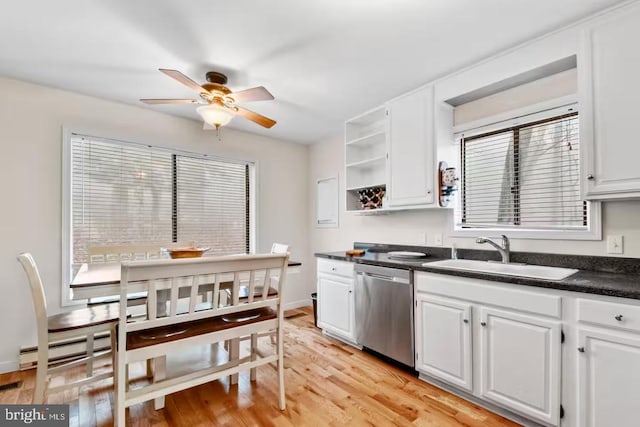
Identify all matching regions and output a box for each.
[0,77,312,372]
[310,134,640,257]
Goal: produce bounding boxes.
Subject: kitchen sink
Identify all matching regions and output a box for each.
[423,259,578,281]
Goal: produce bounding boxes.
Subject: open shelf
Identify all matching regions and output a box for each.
[346,155,386,169]
[346,183,386,192]
[345,105,388,212]
[346,130,386,147]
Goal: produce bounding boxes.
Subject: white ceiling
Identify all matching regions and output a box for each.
[0,0,625,144]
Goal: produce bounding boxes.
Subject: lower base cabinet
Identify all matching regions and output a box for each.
[415,272,562,426]
[316,259,357,344]
[479,307,561,425]
[415,294,473,391]
[577,328,640,427]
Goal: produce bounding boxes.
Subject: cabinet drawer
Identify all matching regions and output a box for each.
[317,258,354,278]
[578,298,640,333]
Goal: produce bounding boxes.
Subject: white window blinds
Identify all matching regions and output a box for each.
[176,156,249,255]
[460,112,586,230]
[70,134,251,265]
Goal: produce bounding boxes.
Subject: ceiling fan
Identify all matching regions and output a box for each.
[140,69,276,131]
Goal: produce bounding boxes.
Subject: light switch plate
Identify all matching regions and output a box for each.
[607,235,624,254]
[434,233,443,247]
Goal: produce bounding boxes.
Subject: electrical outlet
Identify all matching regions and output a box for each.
[607,235,624,254]
[434,233,443,247]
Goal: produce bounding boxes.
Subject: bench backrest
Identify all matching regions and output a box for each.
[118,253,289,336]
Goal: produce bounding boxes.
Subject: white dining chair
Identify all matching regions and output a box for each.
[85,242,195,308]
[86,242,194,264]
[17,253,119,404]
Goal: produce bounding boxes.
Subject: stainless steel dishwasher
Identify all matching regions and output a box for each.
[354,263,414,368]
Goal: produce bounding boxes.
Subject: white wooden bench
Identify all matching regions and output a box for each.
[114,253,288,426]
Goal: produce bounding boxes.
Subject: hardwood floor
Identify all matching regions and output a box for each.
[0,307,519,426]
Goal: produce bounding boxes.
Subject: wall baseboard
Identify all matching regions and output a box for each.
[283,299,312,311]
[19,333,111,371]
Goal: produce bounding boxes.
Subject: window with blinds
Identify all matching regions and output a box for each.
[459,111,587,230]
[70,134,252,265]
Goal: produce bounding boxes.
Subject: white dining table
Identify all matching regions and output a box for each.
[70,262,123,301]
[70,258,301,301]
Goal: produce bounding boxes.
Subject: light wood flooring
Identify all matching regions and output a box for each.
[0,307,519,426]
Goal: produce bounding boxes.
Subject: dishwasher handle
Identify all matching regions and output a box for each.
[356,271,410,284]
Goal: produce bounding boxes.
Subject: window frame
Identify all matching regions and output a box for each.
[61,127,258,306]
[450,101,602,241]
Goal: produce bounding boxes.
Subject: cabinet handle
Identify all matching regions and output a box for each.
[348,290,352,293]
[587,174,595,180]
[577,347,585,353]
[463,319,469,324]
[331,267,336,271]
[480,321,486,327]
[427,190,432,194]
[615,314,624,321]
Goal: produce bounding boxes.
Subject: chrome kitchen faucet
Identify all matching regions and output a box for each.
[476,235,510,264]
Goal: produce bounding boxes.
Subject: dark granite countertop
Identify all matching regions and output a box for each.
[315,245,640,300]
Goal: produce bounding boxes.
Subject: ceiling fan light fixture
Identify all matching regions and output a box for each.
[196,104,234,129]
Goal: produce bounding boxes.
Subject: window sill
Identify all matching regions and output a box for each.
[447,203,602,241]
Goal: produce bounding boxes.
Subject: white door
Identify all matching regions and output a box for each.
[415,294,472,391]
[386,86,435,207]
[479,307,561,425]
[317,274,355,340]
[580,2,640,199]
[577,328,640,427]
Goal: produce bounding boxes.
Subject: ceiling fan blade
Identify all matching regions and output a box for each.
[159,68,210,94]
[234,106,277,128]
[229,86,274,103]
[140,98,199,104]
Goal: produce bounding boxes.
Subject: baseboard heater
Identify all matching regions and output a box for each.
[19,332,111,371]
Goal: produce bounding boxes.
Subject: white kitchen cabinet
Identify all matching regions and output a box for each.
[579,1,640,199]
[577,327,640,427]
[386,86,435,207]
[479,307,562,426]
[576,296,640,427]
[415,294,472,391]
[316,259,357,344]
[415,271,563,425]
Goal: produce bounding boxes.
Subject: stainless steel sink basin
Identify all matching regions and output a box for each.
[423,259,578,281]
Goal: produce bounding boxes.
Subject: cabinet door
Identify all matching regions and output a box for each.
[415,294,472,391]
[580,2,640,199]
[386,87,435,207]
[479,307,561,425]
[577,328,640,427]
[317,274,355,341]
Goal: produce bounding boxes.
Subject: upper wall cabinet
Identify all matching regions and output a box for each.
[344,85,451,213]
[580,2,640,200]
[386,86,436,207]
